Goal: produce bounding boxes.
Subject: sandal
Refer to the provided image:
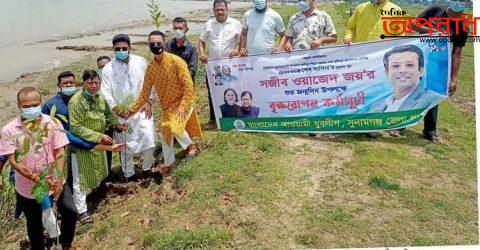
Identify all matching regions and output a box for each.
[78,212,92,224]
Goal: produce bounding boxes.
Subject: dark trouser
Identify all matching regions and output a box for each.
[17,183,78,249]
[423,105,438,137]
[206,75,215,121]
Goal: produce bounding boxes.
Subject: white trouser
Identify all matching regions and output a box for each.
[71,153,88,214]
[120,148,155,178]
[42,207,60,237]
[161,131,193,166]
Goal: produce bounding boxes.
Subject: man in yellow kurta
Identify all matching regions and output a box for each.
[344,0,403,43]
[127,30,202,173]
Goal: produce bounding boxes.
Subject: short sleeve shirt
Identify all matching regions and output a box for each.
[286,9,337,50]
[0,114,69,199]
[242,8,286,55]
[417,5,468,48]
[199,17,242,59]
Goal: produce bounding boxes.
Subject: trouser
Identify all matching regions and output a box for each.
[120,148,155,178]
[161,131,193,166]
[17,183,78,250]
[206,74,215,121]
[423,104,438,137]
[71,153,88,214]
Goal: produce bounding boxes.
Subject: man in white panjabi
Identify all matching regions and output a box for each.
[101,34,156,180]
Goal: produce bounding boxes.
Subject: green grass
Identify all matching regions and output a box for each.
[143,227,233,249]
[1,2,477,249]
[369,175,401,191]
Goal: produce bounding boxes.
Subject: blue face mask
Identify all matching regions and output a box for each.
[449,1,465,13]
[115,50,129,61]
[254,0,266,11]
[297,1,310,12]
[21,105,42,120]
[61,86,76,96]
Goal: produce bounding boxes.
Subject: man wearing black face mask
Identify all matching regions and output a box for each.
[126,30,203,175]
[239,0,286,56]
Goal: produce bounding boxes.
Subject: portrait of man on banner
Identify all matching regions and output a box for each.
[372,44,440,113]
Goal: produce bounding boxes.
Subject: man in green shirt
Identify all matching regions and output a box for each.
[69,70,125,223]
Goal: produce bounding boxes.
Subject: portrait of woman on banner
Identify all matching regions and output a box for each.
[219,88,240,118]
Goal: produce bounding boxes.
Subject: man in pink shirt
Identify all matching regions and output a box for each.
[0,87,78,250]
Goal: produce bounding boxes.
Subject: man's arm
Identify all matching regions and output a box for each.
[128,65,155,117]
[311,35,337,49]
[50,146,65,199]
[275,31,286,52]
[198,39,208,63]
[412,7,432,34]
[449,46,463,96]
[65,130,96,149]
[239,28,249,56]
[7,154,39,183]
[317,14,338,46]
[344,7,358,43]
[188,46,198,80]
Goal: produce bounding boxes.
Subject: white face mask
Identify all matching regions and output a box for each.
[173,29,185,39]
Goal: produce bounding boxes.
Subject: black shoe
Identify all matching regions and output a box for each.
[127,174,139,182]
[45,237,57,249]
[78,212,92,224]
[364,132,380,138]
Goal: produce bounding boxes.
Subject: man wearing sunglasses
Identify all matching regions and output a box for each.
[100,34,157,181]
[126,30,203,176]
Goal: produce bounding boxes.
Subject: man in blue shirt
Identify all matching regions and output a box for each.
[42,71,97,150]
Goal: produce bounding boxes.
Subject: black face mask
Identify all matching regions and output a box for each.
[149,42,164,55]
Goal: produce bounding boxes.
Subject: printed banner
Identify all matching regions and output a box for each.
[206,38,450,133]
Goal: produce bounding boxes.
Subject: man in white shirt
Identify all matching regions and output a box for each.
[239,0,286,56]
[101,34,156,181]
[198,0,242,127]
[373,44,438,112]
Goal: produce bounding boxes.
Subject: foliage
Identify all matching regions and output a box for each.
[8,106,64,203]
[147,0,162,29]
[116,94,135,134]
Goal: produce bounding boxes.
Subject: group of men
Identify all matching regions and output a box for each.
[0,0,469,249]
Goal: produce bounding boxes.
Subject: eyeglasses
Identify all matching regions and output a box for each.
[114,47,129,51]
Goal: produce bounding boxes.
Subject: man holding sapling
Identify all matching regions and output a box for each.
[126,30,203,175]
[0,87,78,249]
[42,70,124,224]
[69,70,126,224]
[101,34,157,181]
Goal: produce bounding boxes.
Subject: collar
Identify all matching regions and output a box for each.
[371,0,389,8]
[15,114,47,128]
[214,16,232,24]
[388,85,419,104]
[56,92,68,103]
[170,38,191,48]
[302,8,320,18]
